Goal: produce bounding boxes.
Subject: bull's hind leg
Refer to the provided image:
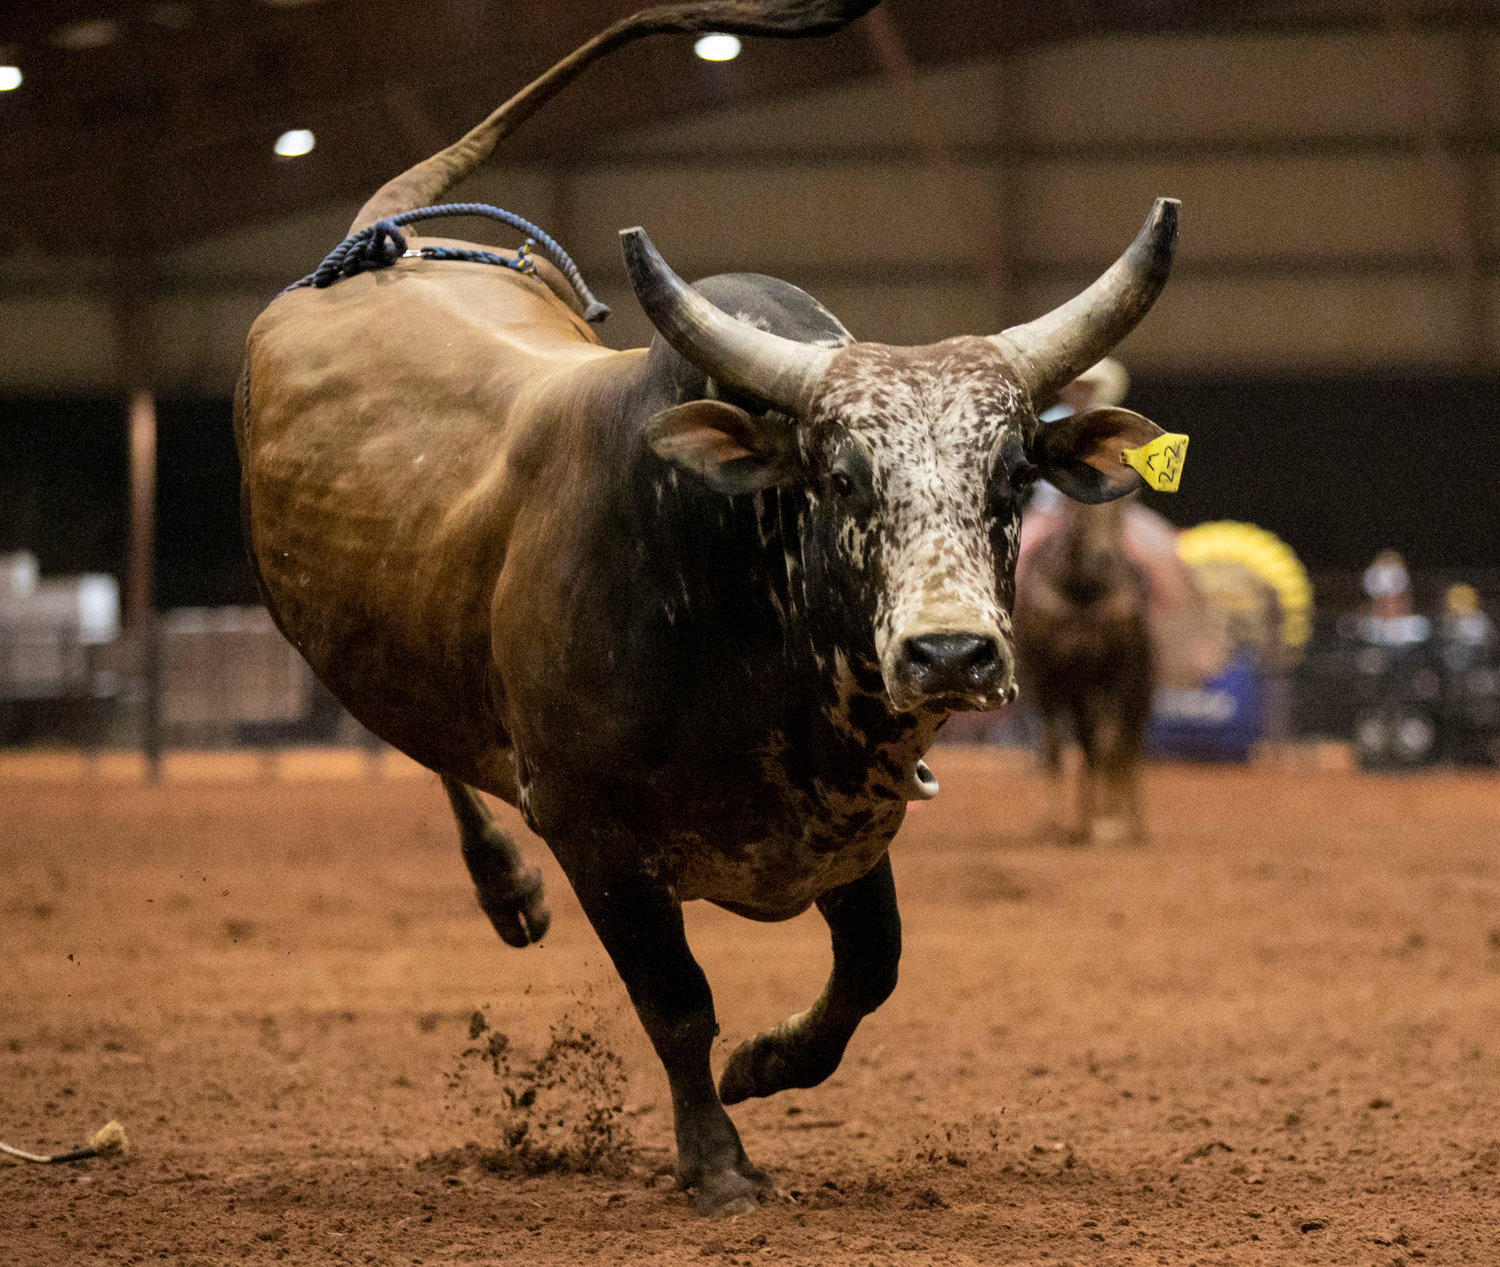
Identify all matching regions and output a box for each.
[441,776,550,947]
[718,853,900,1105]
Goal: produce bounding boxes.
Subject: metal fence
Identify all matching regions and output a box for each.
[157,606,314,743]
[0,595,364,761]
[2,571,1498,772]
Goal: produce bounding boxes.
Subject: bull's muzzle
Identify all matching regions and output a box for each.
[888,631,1016,711]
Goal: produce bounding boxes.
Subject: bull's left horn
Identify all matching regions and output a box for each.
[622,227,834,417]
[993,198,1179,408]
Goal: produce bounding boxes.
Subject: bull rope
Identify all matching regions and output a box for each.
[284,202,610,324]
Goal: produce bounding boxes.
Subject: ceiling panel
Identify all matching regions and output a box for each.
[1,0,1448,255]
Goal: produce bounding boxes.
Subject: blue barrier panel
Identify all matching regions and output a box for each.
[1147,652,1263,762]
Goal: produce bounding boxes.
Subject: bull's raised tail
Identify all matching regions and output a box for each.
[350,0,883,233]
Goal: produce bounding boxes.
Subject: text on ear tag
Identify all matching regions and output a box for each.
[1120,432,1189,492]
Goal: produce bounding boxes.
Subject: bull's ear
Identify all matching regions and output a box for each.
[1033,406,1164,504]
[645,400,801,495]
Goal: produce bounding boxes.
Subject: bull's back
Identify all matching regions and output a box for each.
[239,256,624,791]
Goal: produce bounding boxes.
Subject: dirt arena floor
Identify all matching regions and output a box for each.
[4,748,1500,1265]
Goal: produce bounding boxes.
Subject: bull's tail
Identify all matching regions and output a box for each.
[350,0,881,233]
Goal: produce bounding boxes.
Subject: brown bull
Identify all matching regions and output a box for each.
[237,0,1182,1215]
[1015,495,1154,844]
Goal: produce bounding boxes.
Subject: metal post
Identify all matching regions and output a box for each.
[115,244,162,785]
[127,388,162,782]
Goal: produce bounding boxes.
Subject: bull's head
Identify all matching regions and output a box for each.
[623,199,1178,714]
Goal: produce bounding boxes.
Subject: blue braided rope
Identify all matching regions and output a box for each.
[284,202,610,324]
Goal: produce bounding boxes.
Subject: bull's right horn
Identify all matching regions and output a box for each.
[621,227,834,417]
[993,198,1179,408]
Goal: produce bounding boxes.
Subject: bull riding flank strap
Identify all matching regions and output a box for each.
[284,202,610,324]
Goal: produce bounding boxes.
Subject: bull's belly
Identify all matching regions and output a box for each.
[664,797,908,919]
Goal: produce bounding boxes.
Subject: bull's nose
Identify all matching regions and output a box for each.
[899,632,1007,697]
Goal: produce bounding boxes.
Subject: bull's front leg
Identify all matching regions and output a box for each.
[552,833,769,1217]
[718,852,900,1104]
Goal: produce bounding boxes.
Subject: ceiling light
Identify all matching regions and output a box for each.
[273,128,316,158]
[0,67,20,92]
[693,33,741,62]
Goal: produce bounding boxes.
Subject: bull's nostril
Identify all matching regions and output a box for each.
[903,633,1001,686]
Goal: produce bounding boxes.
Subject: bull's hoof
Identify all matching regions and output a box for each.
[687,1160,772,1218]
[718,1036,776,1104]
[476,866,550,948]
[718,1023,837,1105]
[1087,816,1146,847]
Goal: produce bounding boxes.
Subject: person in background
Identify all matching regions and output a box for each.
[1358,550,1428,644]
[1440,583,1494,658]
[1438,583,1499,765]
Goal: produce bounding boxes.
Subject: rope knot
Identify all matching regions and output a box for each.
[362,219,409,268]
[309,220,408,289]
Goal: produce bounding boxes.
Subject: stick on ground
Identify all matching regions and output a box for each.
[0,1120,127,1164]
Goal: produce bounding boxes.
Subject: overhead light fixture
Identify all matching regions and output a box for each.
[0,67,20,92]
[273,128,316,158]
[693,33,741,62]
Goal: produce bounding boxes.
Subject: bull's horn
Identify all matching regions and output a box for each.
[994,198,1179,407]
[622,227,835,416]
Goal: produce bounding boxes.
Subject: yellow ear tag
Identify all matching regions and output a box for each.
[1120,432,1189,492]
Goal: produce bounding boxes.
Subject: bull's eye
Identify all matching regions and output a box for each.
[823,442,872,502]
[987,462,1035,519]
[993,429,1039,502]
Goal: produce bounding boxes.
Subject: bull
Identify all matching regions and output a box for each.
[237,0,1182,1215]
[1014,494,1154,844]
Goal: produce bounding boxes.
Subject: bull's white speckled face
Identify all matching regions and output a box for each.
[800,338,1036,712]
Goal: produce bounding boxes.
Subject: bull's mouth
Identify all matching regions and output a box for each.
[882,680,1019,716]
[892,682,1017,714]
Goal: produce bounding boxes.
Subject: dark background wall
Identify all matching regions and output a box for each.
[0,397,256,609]
[1128,374,1500,573]
[1,399,128,582]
